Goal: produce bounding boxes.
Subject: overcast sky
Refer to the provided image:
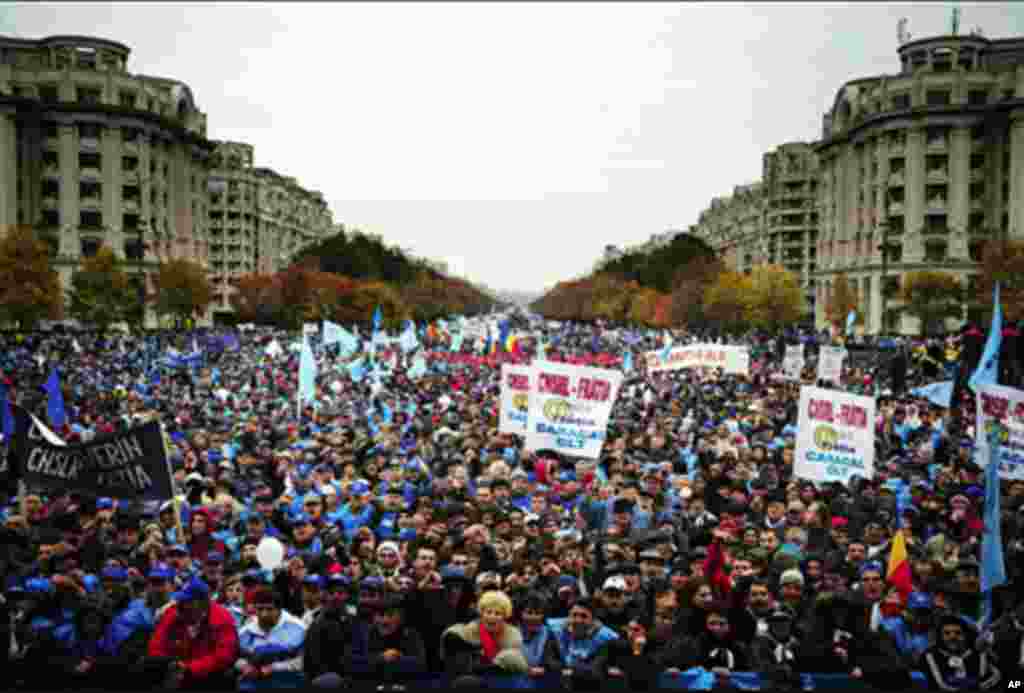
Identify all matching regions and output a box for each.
[4,3,1024,295]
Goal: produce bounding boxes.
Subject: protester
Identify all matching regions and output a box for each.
[0,316,1018,690]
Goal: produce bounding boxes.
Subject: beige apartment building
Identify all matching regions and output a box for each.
[0,34,214,325]
[815,31,1024,334]
[205,141,333,322]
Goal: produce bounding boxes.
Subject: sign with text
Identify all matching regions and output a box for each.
[783,344,805,381]
[817,346,846,384]
[643,344,750,376]
[524,362,623,459]
[975,383,1024,481]
[794,386,876,485]
[499,364,533,436]
[9,406,174,500]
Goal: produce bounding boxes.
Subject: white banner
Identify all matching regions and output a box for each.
[794,386,876,485]
[499,364,532,436]
[975,383,1024,481]
[817,346,846,384]
[643,344,750,376]
[783,344,805,381]
[524,362,623,460]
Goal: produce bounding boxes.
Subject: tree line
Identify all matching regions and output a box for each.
[0,226,494,331]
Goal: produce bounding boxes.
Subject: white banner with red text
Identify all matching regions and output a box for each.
[975,383,1024,481]
[524,362,623,459]
[498,364,533,436]
[643,344,750,376]
[794,386,876,485]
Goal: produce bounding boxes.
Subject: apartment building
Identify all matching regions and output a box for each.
[815,31,1024,334]
[0,34,214,325]
[206,140,333,321]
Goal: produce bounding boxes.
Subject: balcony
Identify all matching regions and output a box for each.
[122,170,138,184]
[123,199,139,213]
[888,202,905,216]
[926,197,948,213]
[41,196,59,211]
[80,166,102,181]
[80,196,102,211]
[970,197,986,210]
[926,138,949,153]
[42,164,61,179]
[122,140,138,154]
[888,171,904,186]
[888,143,905,156]
[79,137,100,151]
[926,168,949,182]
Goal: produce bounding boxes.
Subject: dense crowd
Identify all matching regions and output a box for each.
[0,314,1022,691]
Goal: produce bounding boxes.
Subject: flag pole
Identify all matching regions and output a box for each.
[159,422,186,544]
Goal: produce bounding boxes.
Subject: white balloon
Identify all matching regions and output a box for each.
[256,537,285,571]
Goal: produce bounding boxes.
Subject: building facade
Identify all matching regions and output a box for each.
[0,34,215,324]
[206,140,333,321]
[815,32,1024,334]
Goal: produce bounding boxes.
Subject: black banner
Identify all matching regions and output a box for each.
[6,405,174,501]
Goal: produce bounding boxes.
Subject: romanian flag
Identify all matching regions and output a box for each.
[886,528,913,602]
[506,334,518,354]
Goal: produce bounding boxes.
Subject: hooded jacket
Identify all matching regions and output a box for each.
[147,601,239,683]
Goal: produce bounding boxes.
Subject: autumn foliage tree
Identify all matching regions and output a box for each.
[899,270,964,335]
[744,265,805,330]
[703,270,752,332]
[976,239,1024,321]
[152,258,213,326]
[0,225,63,328]
[67,245,138,331]
[669,255,726,327]
[825,272,861,329]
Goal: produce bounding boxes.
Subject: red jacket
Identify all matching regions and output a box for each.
[148,602,239,681]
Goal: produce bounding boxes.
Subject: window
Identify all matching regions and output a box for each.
[1004,89,1016,101]
[39,85,59,103]
[41,180,59,197]
[119,91,136,108]
[122,155,138,172]
[79,181,102,199]
[969,90,988,106]
[76,87,102,105]
[926,90,951,106]
[925,214,948,234]
[78,152,101,169]
[970,242,985,262]
[924,242,947,263]
[76,48,97,70]
[123,238,144,261]
[971,153,985,169]
[123,185,141,201]
[123,213,140,231]
[80,237,101,258]
[43,121,58,139]
[969,212,986,232]
[41,210,59,228]
[933,59,952,73]
[122,127,139,143]
[80,211,102,229]
[42,151,58,167]
[970,182,986,201]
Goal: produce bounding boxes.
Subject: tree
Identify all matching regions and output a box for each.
[704,270,752,332]
[899,270,964,335]
[231,274,283,325]
[0,225,63,328]
[670,255,725,327]
[744,265,805,331]
[824,272,862,328]
[152,258,213,326]
[976,239,1024,322]
[67,245,138,331]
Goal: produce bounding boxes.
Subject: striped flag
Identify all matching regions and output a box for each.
[886,528,913,603]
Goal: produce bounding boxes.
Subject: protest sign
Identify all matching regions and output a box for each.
[10,406,175,500]
[499,364,532,436]
[975,383,1024,481]
[794,386,876,485]
[643,344,750,376]
[817,346,846,384]
[524,362,622,459]
[783,344,805,381]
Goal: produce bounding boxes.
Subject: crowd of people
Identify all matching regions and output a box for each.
[0,313,1022,691]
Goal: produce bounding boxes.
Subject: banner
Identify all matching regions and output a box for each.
[975,383,1024,480]
[783,344,805,381]
[303,323,319,336]
[794,386,876,485]
[524,362,622,459]
[817,346,846,383]
[643,344,750,376]
[498,364,532,436]
[10,406,174,500]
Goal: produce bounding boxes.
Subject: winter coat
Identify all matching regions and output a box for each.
[441,620,529,676]
[147,602,239,684]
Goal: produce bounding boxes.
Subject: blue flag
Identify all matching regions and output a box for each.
[969,283,1002,393]
[373,305,383,333]
[211,367,221,386]
[846,310,856,336]
[909,380,954,408]
[298,336,317,407]
[43,368,66,429]
[623,350,633,373]
[0,381,13,439]
[981,432,1007,594]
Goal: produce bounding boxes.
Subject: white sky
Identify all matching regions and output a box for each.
[5,3,1024,295]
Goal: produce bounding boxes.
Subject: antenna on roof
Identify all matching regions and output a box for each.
[952,6,961,35]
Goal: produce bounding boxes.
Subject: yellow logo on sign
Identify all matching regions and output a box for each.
[543,399,572,422]
[814,425,839,450]
[512,393,529,412]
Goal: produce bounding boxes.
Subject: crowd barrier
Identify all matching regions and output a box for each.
[329,669,929,690]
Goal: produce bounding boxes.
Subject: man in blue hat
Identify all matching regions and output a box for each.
[304,573,363,688]
[146,575,239,690]
[101,563,177,684]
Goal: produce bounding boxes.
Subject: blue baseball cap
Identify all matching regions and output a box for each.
[291,512,312,527]
[361,576,385,591]
[167,544,189,555]
[171,575,211,603]
[97,498,114,510]
[147,563,175,581]
[350,480,371,496]
[101,567,129,582]
[907,592,932,610]
[25,578,54,594]
[302,574,323,588]
[325,574,352,589]
[398,528,417,541]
